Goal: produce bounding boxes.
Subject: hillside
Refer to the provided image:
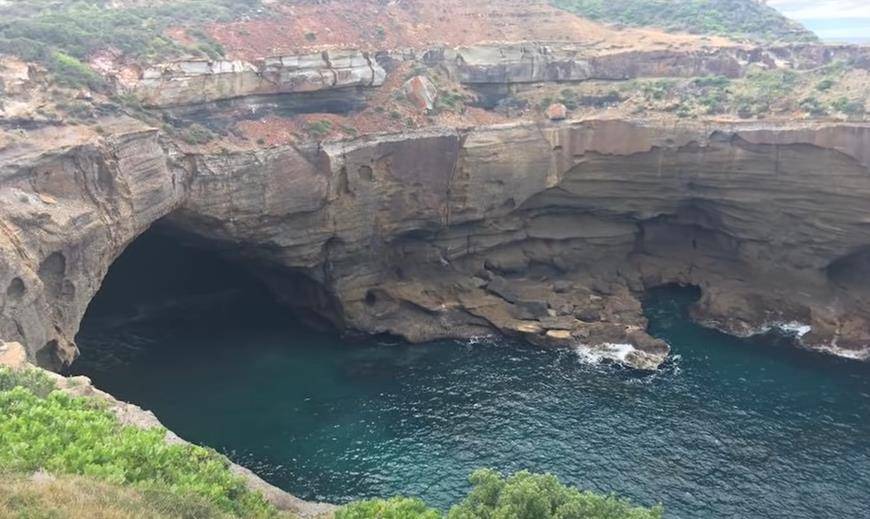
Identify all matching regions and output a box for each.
[550,0,818,42]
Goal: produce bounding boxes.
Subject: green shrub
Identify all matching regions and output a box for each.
[831,97,865,115]
[0,387,275,518]
[693,75,731,89]
[306,120,333,139]
[815,78,835,92]
[179,123,215,145]
[448,469,663,519]
[48,51,104,90]
[337,469,663,519]
[338,497,442,519]
[0,367,56,398]
[800,96,827,116]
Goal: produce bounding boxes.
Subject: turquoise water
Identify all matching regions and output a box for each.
[73,232,870,518]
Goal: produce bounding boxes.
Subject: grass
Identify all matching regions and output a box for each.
[0,473,234,519]
[0,368,278,518]
[550,0,817,42]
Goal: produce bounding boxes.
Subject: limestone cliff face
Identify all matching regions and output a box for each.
[126,50,387,107]
[3,118,868,370]
[0,127,184,369]
[176,120,870,366]
[123,43,870,108]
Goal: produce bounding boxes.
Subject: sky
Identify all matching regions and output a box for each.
[767,0,870,42]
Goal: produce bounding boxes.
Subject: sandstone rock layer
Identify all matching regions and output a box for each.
[2,119,870,369]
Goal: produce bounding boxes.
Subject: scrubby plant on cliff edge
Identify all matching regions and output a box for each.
[337,469,663,519]
[0,377,277,518]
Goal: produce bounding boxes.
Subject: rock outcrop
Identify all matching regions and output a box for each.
[0,122,183,370]
[127,50,387,107]
[3,116,870,370]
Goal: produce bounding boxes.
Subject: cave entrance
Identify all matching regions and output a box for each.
[71,222,333,375]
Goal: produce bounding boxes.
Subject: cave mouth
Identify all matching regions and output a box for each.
[72,222,320,373]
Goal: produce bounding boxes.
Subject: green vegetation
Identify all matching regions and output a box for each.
[0,366,56,398]
[0,376,277,518]
[583,63,866,120]
[306,119,334,139]
[434,90,467,114]
[179,123,216,145]
[337,469,662,519]
[338,497,442,519]
[550,0,817,42]
[0,0,262,89]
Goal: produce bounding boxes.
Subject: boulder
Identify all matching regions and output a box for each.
[402,75,438,111]
[546,103,568,120]
[0,341,27,370]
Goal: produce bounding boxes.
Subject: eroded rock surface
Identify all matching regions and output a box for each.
[3,117,870,370]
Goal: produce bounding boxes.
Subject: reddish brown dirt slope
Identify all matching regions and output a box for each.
[205,0,730,60]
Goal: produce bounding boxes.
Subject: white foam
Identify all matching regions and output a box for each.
[770,321,812,338]
[574,342,635,364]
[816,338,870,361]
[462,335,497,346]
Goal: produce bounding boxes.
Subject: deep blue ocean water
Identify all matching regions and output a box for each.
[73,232,870,518]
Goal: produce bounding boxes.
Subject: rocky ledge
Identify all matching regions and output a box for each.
[2,117,870,370]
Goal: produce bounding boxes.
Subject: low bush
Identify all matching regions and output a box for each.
[0,366,56,398]
[337,469,662,519]
[179,123,216,145]
[306,120,333,139]
[0,386,276,518]
[338,497,442,519]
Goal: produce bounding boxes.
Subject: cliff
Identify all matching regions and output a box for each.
[2,116,870,371]
[1,0,869,371]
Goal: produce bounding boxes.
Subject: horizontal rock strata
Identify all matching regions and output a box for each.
[127,50,386,107]
[2,118,870,369]
[123,42,870,107]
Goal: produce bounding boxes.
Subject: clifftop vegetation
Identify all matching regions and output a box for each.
[0,366,279,518]
[338,469,663,519]
[0,0,261,88]
[551,0,817,42]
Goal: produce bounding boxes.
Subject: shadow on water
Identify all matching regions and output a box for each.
[73,232,870,518]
